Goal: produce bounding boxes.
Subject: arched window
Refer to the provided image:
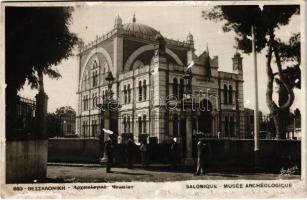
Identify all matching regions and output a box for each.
[138,116,142,134]
[83,96,86,111]
[173,78,178,98]
[87,95,89,110]
[229,85,233,104]
[127,116,131,133]
[179,79,184,99]
[128,84,131,103]
[123,116,127,133]
[82,71,88,90]
[143,80,147,100]
[83,121,88,137]
[224,84,228,104]
[82,121,86,137]
[92,71,98,87]
[138,81,142,101]
[83,95,89,110]
[230,116,234,137]
[225,116,229,137]
[124,85,127,104]
[92,120,97,136]
[102,61,108,74]
[173,114,178,137]
[143,115,147,134]
[93,60,98,69]
[92,93,95,108]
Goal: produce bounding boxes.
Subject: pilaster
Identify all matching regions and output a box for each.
[113,35,123,76]
[35,91,48,138]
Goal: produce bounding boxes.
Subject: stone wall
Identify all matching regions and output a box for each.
[203,139,301,172]
[6,139,48,183]
[48,138,301,172]
[48,138,101,163]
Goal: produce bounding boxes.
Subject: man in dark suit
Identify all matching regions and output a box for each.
[195,140,206,175]
[103,129,113,173]
[127,138,134,169]
[170,137,179,170]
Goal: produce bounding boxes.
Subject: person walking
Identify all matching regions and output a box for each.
[103,129,114,173]
[195,140,205,175]
[170,137,179,170]
[140,141,148,168]
[127,137,134,169]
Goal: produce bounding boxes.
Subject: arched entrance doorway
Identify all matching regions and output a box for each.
[198,99,213,134]
[192,99,213,159]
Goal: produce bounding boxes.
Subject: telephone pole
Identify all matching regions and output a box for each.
[251,26,260,164]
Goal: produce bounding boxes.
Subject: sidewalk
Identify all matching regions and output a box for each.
[48,162,172,168]
[46,163,300,183]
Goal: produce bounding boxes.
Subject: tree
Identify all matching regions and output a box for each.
[55,106,76,116]
[202,5,300,139]
[5,7,78,135]
[47,106,76,138]
[274,33,300,137]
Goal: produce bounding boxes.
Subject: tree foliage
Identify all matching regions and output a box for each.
[5,7,78,137]
[202,5,300,138]
[55,106,76,116]
[5,7,78,98]
[202,5,299,53]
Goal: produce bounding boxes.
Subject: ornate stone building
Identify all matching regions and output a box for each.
[76,15,245,143]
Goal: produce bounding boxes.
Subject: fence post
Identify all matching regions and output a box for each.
[35,91,48,138]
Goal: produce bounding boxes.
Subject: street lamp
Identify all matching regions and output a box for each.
[105,71,115,100]
[96,71,115,145]
[96,71,121,146]
[183,67,193,100]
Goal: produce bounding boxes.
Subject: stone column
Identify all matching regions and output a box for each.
[34,90,48,179]
[35,91,48,138]
[103,110,110,142]
[184,108,194,165]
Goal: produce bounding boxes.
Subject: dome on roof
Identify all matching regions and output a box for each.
[123,22,160,37]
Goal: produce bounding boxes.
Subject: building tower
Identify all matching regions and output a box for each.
[232,51,244,137]
[232,51,243,74]
[114,15,123,29]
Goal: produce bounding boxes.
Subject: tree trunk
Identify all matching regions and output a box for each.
[277,80,290,139]
[273,112,287,139]
[265,32,295,139]
[265,34,281,139]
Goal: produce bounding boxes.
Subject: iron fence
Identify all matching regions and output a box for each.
[14,96,36,136]
[75,111,301,142]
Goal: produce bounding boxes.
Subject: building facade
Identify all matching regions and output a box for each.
[76,15,245,143]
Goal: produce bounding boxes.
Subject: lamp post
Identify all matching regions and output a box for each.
[96,71,120,149]
[182,67,194,165]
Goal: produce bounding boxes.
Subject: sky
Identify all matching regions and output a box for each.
[19,2,302,114]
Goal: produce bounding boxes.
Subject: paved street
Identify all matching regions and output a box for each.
[46,164,300,183]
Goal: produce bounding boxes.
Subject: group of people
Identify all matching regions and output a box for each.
[101,130,208,175]
[101,131,148,173]
[170,137,208,175]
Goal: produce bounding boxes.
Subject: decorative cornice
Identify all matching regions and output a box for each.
[79,28,193,54]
